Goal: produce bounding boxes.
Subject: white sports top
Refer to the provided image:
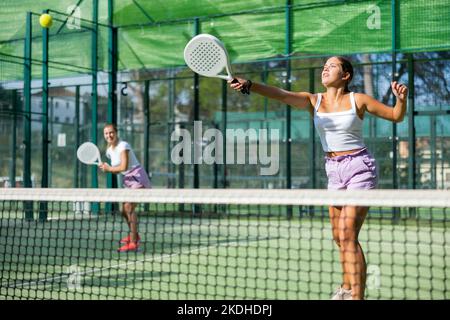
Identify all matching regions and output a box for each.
[106,141,141,175]
[313,92,366,152]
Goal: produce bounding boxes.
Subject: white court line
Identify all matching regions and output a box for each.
[2,236,268,289]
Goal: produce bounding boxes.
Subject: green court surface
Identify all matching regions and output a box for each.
[0,207,448,300]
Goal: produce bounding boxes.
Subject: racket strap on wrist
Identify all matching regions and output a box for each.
[241,80,252,95]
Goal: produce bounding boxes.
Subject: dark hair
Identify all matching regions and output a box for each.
[334,56,354,92]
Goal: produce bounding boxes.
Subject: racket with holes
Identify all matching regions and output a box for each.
[77,142,102,166]
[183,34,249,94]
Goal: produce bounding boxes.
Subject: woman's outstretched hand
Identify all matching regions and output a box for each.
[229,78,248,93]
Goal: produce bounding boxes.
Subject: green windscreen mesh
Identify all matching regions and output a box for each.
[113,0,286,25]
[0,0,449,79]
[293,1,392,55]
[399,0,450,52]
[118,23,193,70]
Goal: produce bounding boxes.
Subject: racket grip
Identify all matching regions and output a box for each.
[231,78,250,95]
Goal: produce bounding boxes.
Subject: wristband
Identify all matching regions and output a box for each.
[246,80,252,93]
[241,80,252,95]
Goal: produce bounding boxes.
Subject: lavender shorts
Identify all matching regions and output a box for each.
[325,148,378,190]
[123,166,151,189]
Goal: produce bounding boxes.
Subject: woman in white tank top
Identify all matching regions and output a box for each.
[230,56,408,300]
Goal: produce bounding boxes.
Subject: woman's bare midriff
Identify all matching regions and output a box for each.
[326,148,364,158]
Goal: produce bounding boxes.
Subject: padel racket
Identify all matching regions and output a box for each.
[184,34,249,94]
[77,142,102,165]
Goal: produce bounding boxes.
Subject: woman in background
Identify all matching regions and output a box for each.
[99,124,151,253]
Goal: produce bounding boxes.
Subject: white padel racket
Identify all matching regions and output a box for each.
[77,142,102,165]
[184,34,249,94]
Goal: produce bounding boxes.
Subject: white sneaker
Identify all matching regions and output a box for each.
[331,286,353,300]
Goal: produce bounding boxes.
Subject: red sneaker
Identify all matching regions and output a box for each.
[117,242,139,253]
[119,234,141,244]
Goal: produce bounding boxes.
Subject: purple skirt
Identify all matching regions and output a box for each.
[123,166,151,189]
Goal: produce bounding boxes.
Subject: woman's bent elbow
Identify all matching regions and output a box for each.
[393,116,405,123]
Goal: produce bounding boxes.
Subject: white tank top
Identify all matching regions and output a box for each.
[313,92,365,152]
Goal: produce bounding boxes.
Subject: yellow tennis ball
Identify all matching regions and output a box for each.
[39,14,53,28]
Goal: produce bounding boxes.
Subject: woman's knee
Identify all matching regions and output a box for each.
[338,228,357,246]
[122,202,134,213]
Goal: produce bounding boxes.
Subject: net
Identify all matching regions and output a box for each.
[0,188,448,300]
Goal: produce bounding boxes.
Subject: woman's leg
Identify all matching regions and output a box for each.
[123,202,138,242]
[338,205,369,299]
[329,206,351,291]
[121,204,130,228]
